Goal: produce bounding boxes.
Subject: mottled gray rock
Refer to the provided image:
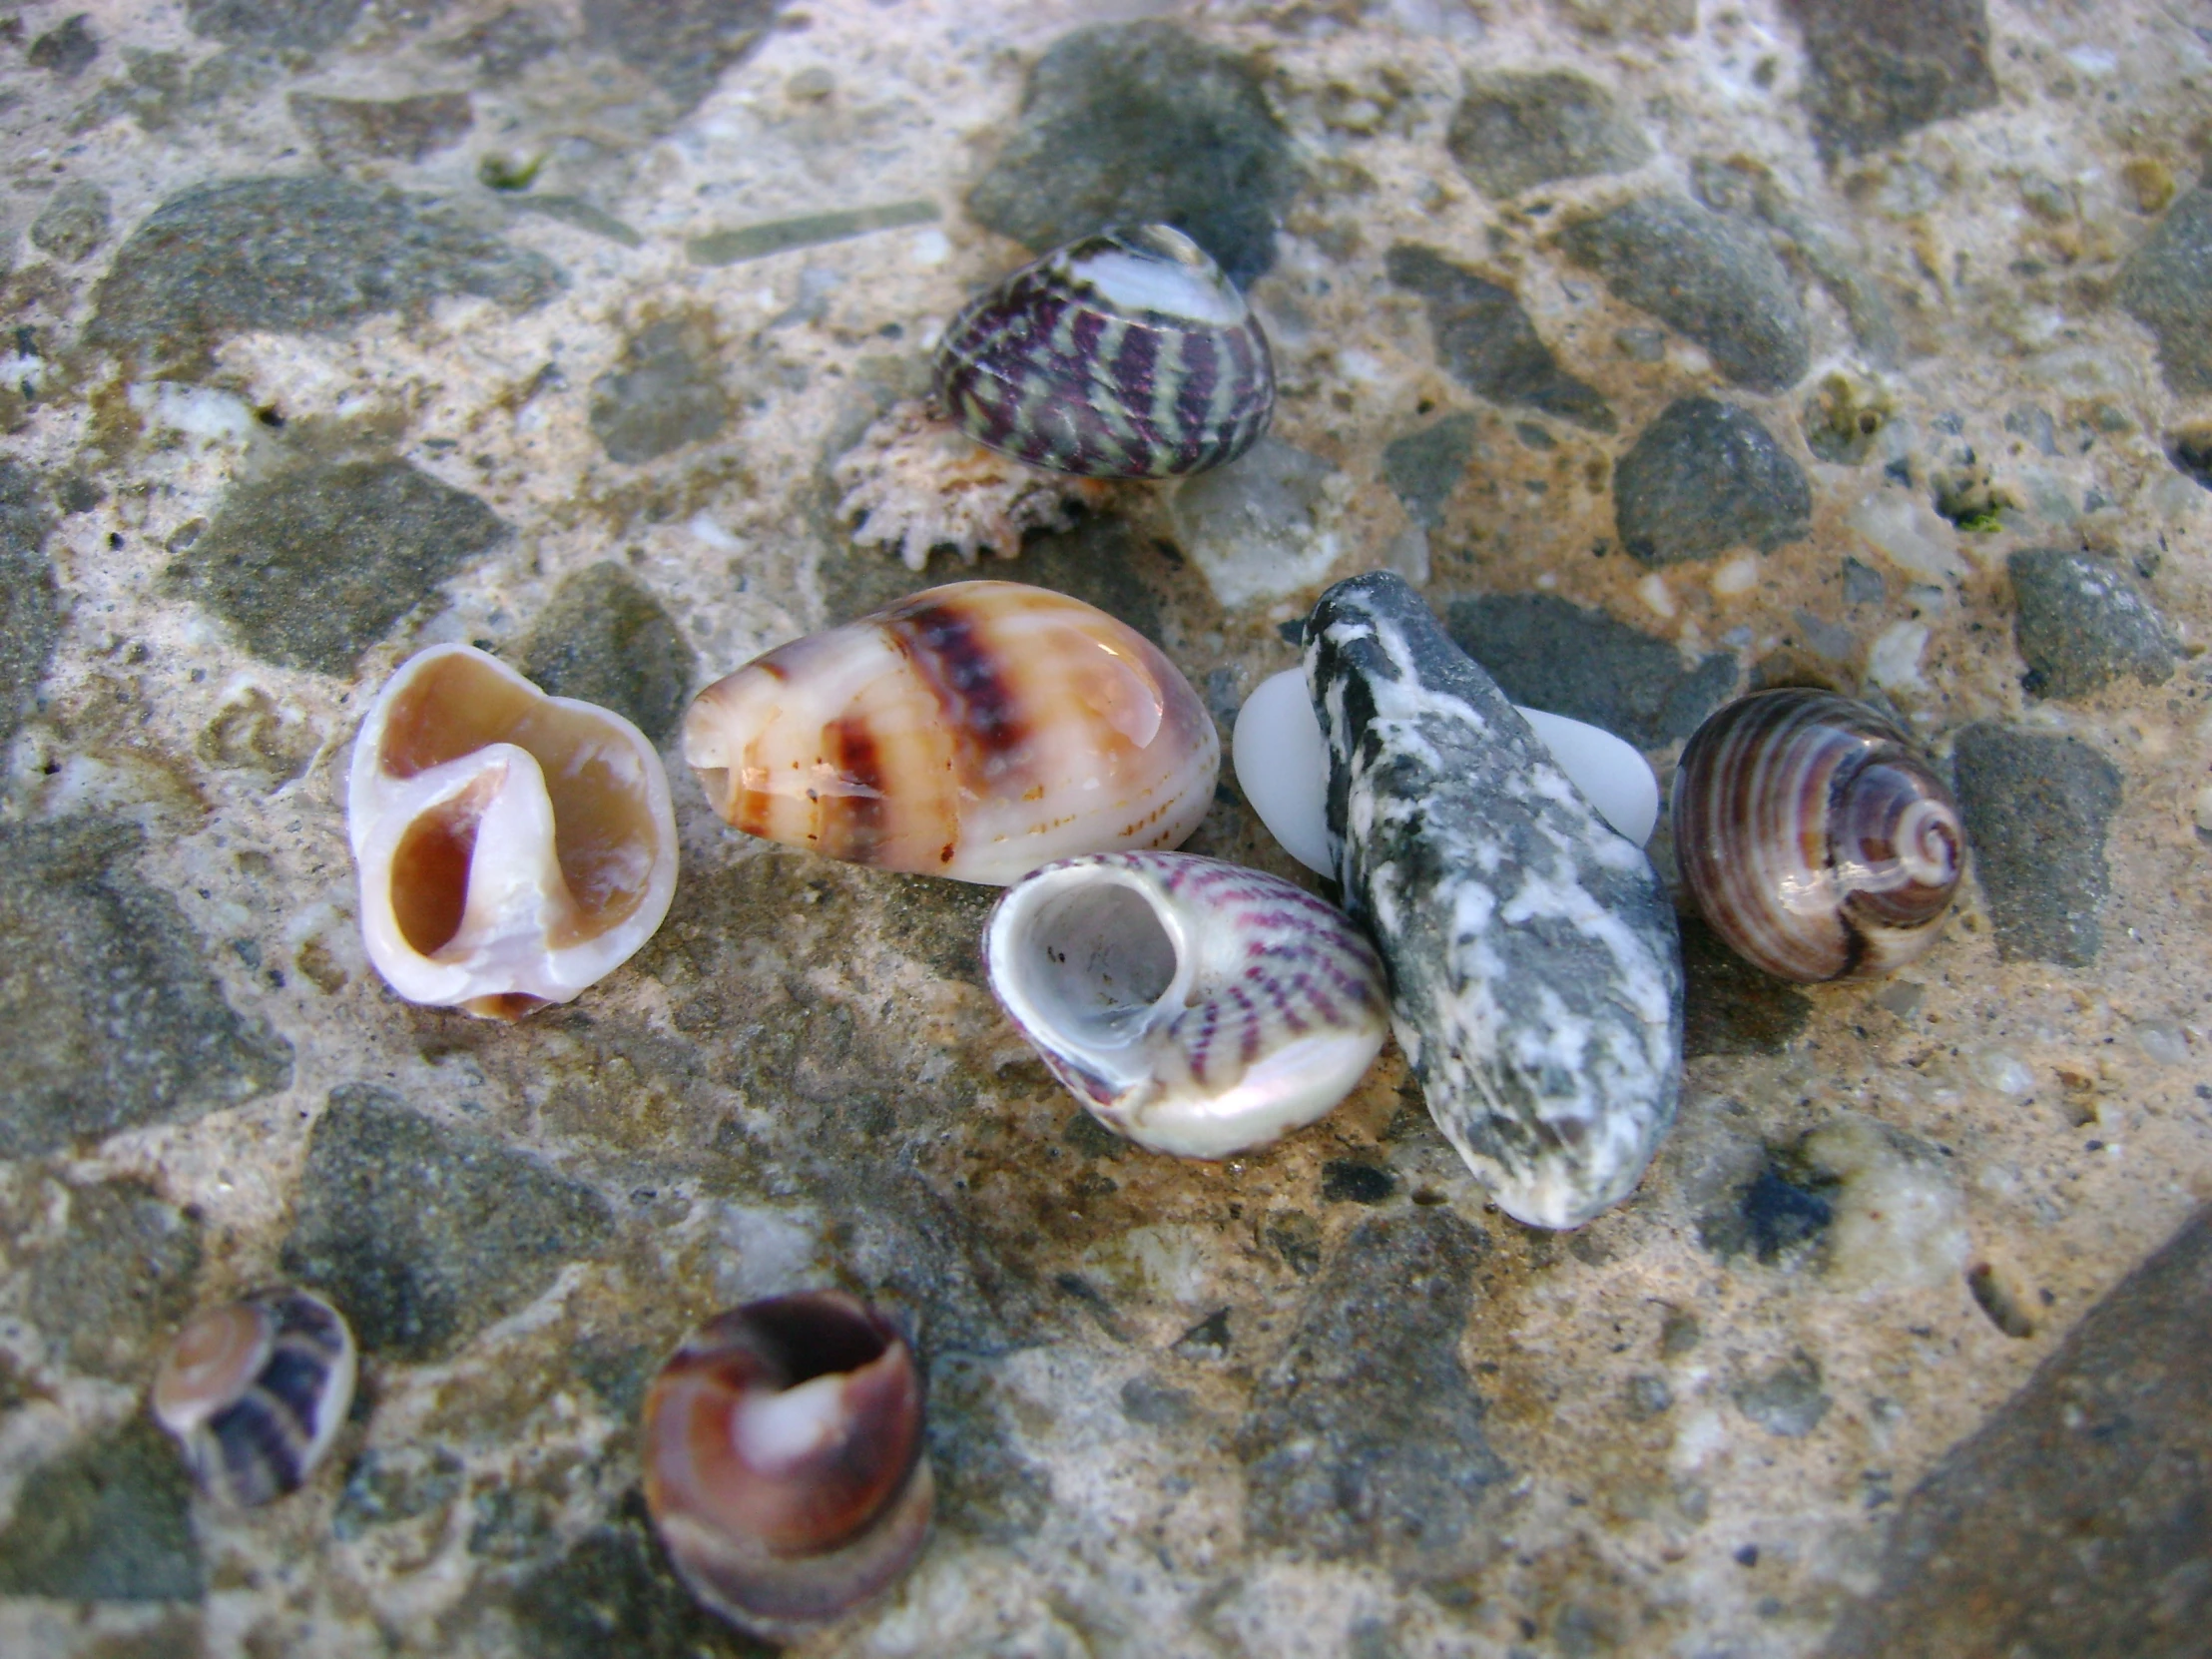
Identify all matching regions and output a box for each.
[0,1417,204,1601]
[513,1498,772,1658]
[27,13,101,77]
[185,0,364,51]
[173,459,508,675]
[1679,914,1814,1059]
[580,0,782,114]
[928,1353,1056,1543]
[966,21,1297,286]
[442,6,566,82]
[1614,397,1812,566]
[0,818,293,1158]
[2008,549,2174,700]
[589,319,733,464]
[1736,1351,1831,1436]
[1383,412,1479,530]
[1443,590,1736,748]
[2119,186,2212,396]
[0,461,61,752]
[2169,425,2212,492]
[520,562,697,744]
[1951,725,2120,968]
[1445,70,1651,198]
[1306,573,1683,1229]
[1822,1203,2212,1659]
[1321,1159,1397,1205]
[1560,196,1810,392]
[1239,1210,1505,1572]
[289,92,475,166]
[26,1181,204,1378]
[281,1085,616,1362]
[1701,1157,1834,1264]
[1782,0,1998,159]
[331,1445,466,1541]
[27,179,111,262]
[87,177,562,375]
[1386,245,1614,431]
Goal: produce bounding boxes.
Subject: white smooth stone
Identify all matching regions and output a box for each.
[1233,669,1659,873]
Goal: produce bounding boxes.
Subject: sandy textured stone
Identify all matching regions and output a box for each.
[579,0,782,113]
[2120,186,2212,397]
[1783,0,1998,159]
[27,180,110,262]
[2008,548,2174,700]
[185,0,364,51]
[24,1180,204,1379]
[1382,411,1479,529]
[588,318,733,464]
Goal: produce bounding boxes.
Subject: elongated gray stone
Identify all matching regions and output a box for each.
[1304,572,1682,1229]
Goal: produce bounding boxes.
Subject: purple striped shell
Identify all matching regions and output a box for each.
[1673,690,1964,982]
[933,225,1275,480]
[983,851,1387,1158]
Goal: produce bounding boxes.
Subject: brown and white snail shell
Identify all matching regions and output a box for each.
[1672,689,1964,982]
[933,224,1275,480]
[151,1288,357,1507]
[642,1293,931,1640]
[682,581,1220,884]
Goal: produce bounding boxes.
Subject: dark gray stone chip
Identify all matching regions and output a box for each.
[520,561,697,744]
[0,818,293,1159]
[1560,195,1810,392]
[1445,70,1651,198]
[185,0,366,52]
[0,1417,205,1601]
[1950,725,2120,968]
[966,21,1298,286]
[2007,548,2174,700]
[588,318,733,464]
[1735,1351,1830,1436]
[1680,913,1814,1059]
[28,179,112,262]
[27,13,102,77]
[1382,412,1479,529]
[289,91,475,166]
[0,460,61,753]
[513,1495,773,1657]
[579,0,782,115]
[26,1181,204,1379]
[1782,0,1998,159]
[1613,396,1812,566]
[1386,244,1615,431]
[2118,186,2212,396]
[173,458,508,676]
[281,1085,616,1363]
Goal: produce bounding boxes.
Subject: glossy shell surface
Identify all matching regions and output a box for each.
[347,644,678,1019]
[683,581,1220,884]
[1673,688,1964,982]
[934,224,1275,480]
[985,851,1388,1158]
[642,1293,931,1641]
[152,1288,356,1507]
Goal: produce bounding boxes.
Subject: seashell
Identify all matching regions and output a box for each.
[1672,688,1964,982]
[683,581,1220,885]
[151,1288,356,1507]
[984,851,1389,1158]
[642,1292,931,1641]
[934,224,1275,481]
[1305,572,1684,1231]
[347,644,679,1020]
[1232,667,1660,873]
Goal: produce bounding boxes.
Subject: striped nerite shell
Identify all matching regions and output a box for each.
[984,851,1388,1158]
[682,582,1219,885]
[933,225,1275,480]
[1672,689,1964,982]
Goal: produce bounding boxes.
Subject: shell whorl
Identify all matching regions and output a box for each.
[933,225,1275,480]
[1672,689,1964,982]
[984,851,1388,1158]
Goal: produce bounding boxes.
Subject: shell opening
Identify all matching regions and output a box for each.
[388,775,494,955]
[1011,878,1183,1048]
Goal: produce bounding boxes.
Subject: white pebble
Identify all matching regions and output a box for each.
[1868,621,1931,693]
[1710,553,1761,597]
[1847,488,1965,582]
[1637,572,1676,618]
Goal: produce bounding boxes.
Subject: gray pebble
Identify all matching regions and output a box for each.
[28,179,111,262]
[288,91,475,167]
[1560,195,1809,392]
[588,318,733,465]
[1782,0,1998,158]
[1842,557,1888,607]
[1387,244,1614,431]
[0,1417,204,1601]
[25,1181,204,1379]
[27,13,101,77]
[1951,725,2121,967]
[1735,1351,1830,1437]
[185,0,364,52]
[1444,70,1651,198]
[2007,548,2174,700]
[0,461,60,754]
[578,0,783,114]
[2118,185,2212,395]
[520,561,697,744]
[1613,397,1812,566]
[1383,412,1479,530]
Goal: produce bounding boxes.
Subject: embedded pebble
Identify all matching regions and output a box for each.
[1388,244,1615,430]
[519,561,698,744]
[1613,397,1813,565]
[2007,548,2175,700]
[1797,1115,1968,1293]
[1444,70,1651,198]
[28,180,111,263]
[589,318,733,464]
[1951,725,2122,967]
[0,461,60,753]
[2118,184,2212,394]
[1784,0,1997,157]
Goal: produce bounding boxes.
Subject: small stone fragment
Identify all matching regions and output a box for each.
[1700,1157,1833,1264]
[1321,1160,1397,1205]
[0,461,61,753]
[1798,1115,1967,1292]
[1444,71,1652,198]
[1170,437,1347,608]
[1307,573,1683,1229]
[588,318,732,464]
[28,13,101,77]
[0,1417,204,1601]
[280,1085,615,1362]
[1781,0,1998,159]
[1382,412,1479,529]
[2119,186,2212,395]
[1951,725,2120,968]
[519,561,697,744]
[0,818,293,1158]
[579,0,782,114]
[966,21,1298,286]
[1443,591,1736,749]
[1560,196,1810,393]
[26,1181,204,1378]
[288,92,475,166]
[1386,244,1615,430]
[1614,397,1812,566]
[173,459,509,676]
[185,0,362,49]
[28,180,111,262]
[1239,1211,1506,1573]
[2007,549,2174,700]
[440,6,565,82]
[2167,424,2212,492]
[1736,1352,1830,1436]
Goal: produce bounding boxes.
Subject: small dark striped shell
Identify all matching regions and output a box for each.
[151,1288,356,1507]
[933,224,1275,480]
[1673,690,1965,982]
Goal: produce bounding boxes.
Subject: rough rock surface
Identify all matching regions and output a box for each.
[1560,195,1811,392]
[1781,0,1999,158]
[1951,725,2122,967]
[519,561,697,744]
[1305,572,1683,1229]
[1445,70,1651,198]
[1613,396,1813,565]
[2007,548,2174,699]
[27,180,110,263]
[2119,185,2212,395]
[185,0,365,52]
[0,1417,204,1601]
[24,1180,204,1379]
[0,461,60,751]
[1382,411,1479,529]
[289,92,476,166]
[579,0,784,114]
[1386,243,1614,430]
[588,318,733,464]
